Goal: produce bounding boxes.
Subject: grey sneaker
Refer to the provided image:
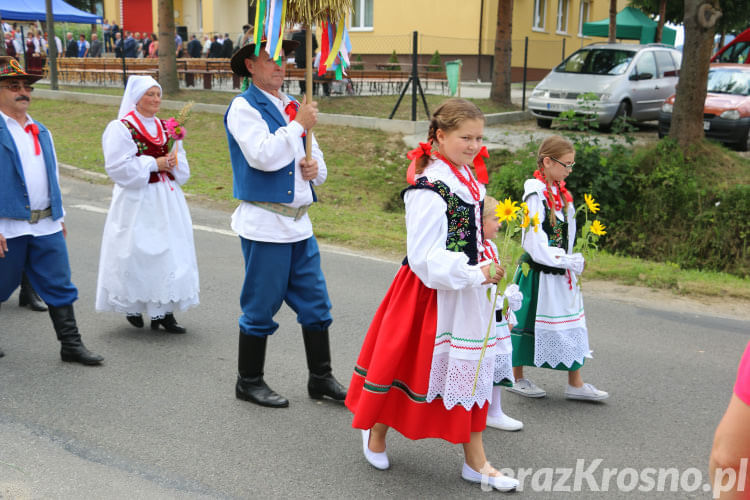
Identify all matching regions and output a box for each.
[565,383,609,401]
[506,378,546,398]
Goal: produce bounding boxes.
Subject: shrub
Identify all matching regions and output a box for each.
[428,50,442,71]
[351,54,364,70]
[386,50,400,71]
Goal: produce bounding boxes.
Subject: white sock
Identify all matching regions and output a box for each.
[488,386,504,417]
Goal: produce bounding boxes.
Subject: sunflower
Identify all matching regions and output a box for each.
[530,213,540,232]
[590,220,607,236]
[520,214,530,228]
[520,201,529,216]
[584,194,600,214]
[495,198,521,223]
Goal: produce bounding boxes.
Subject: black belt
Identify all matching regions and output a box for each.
[518,252,566,276]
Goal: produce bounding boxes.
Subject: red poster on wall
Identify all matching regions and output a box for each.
[122,0,153,34]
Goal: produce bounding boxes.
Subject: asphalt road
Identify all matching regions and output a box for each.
[1,174,748,499]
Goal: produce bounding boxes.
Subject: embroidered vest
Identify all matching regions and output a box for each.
[519,196,576,275]
[121,118,169,158]
[402,178,483,265]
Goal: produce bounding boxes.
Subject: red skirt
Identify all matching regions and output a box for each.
[345,265,488,444]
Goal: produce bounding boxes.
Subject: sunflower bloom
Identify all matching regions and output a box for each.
[520,214,530,228]
[495,198,521,223]
[520,202,529,216]
[584,194,600,214]
[590,220,607,236]
[530,213,540,232]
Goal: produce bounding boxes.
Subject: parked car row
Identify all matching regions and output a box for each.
[528,32,750,150]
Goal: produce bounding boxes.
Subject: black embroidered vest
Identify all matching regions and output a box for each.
[519,195,576,275]
[402,178,483,265]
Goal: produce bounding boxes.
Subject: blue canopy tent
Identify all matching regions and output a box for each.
[0,0,101,23]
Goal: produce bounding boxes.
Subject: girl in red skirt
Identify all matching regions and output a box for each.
[345,99,518,492]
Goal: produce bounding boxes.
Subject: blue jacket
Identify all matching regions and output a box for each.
[225,84,315,204]
[0,118,63,221]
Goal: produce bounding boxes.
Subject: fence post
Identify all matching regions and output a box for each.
[121,41,127,88]
[562,38,566,62]
[522,36,528,112]
[411,30,418,122]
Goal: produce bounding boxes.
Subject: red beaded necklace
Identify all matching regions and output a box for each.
[126,111,165,145]
[434,152,481,201]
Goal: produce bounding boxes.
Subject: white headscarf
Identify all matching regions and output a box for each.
[117,75,162,119]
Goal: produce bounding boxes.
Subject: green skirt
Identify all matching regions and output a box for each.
[510,262,583,372]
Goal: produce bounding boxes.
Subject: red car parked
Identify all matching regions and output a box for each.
[712,28,750,65]
[658,64,750,151]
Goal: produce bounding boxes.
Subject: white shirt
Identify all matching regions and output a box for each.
[226,87,327,243]
[0,111,63,239]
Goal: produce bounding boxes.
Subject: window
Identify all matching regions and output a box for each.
[578,1,591,37]
[556,0,569,33]
[654,50,678,78]
[351,0,373,30]
[533,0,547,30]
[633,52,657,79]
[556,48,635,75]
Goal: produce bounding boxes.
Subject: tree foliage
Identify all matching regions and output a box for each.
[629,0,749,35]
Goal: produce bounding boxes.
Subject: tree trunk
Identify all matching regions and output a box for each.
[0,14,7,56]
[490,0,513,105]
[45,0,58,90]
[158,0,179,95]
[608,0,617,42]
[669,0,721,148]
[655,0,667,43]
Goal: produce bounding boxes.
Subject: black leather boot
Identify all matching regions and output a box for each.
[236,332,288,408]
[151,313,186,334]
[48,304,104,365]
[302,327,347,401]
[19,272,47,312]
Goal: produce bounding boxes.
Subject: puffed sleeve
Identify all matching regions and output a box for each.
[405,188,486,290]
[170,139,190,186]
[102,120,158,189]
[522,192,567,268]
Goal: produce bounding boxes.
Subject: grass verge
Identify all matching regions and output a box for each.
[32,97,750,302]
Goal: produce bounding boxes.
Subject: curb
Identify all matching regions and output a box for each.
[35,88,531,135]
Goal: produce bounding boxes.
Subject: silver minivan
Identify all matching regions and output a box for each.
[528,43,682,129]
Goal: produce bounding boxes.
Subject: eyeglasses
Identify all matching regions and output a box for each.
[550,156,575,171]
[0,83,34,92]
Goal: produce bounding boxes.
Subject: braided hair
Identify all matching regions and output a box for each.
[415,98,485,175]
[536,135,574,223]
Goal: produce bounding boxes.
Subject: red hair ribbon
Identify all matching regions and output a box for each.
[472,145,489,184]
[24,123,41,156]
[405,142,432,185]
[533,169,573,210]
[284,101,305,137]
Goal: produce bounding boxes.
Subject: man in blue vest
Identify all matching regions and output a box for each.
[0,57,103,365]
[225,40,346,408]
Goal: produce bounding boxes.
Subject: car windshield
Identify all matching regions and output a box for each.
[555,49,636,75]
[707,69,750,95]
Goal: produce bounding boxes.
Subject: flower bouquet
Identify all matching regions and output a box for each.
[164,101,194,166]
[572,193,607,291]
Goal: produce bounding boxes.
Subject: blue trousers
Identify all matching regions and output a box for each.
[0,231,78,307]
[239,236,332,337]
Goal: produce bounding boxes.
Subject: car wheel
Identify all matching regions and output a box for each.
[536,118,552,129]
[739,127,750,152]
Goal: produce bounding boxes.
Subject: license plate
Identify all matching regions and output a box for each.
[546,103,570,111]
[704,120,710,131]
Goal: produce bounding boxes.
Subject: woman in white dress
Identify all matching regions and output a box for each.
[96,76,199,333]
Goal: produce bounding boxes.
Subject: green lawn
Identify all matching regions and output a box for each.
[31,96,750,302]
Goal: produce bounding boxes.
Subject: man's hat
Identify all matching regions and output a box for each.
[230,39,300,77]
[0,56,42,84]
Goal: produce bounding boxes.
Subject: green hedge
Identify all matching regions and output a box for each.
[486,138,750,277]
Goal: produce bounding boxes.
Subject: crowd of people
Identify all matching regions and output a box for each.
[0,29,747,496]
